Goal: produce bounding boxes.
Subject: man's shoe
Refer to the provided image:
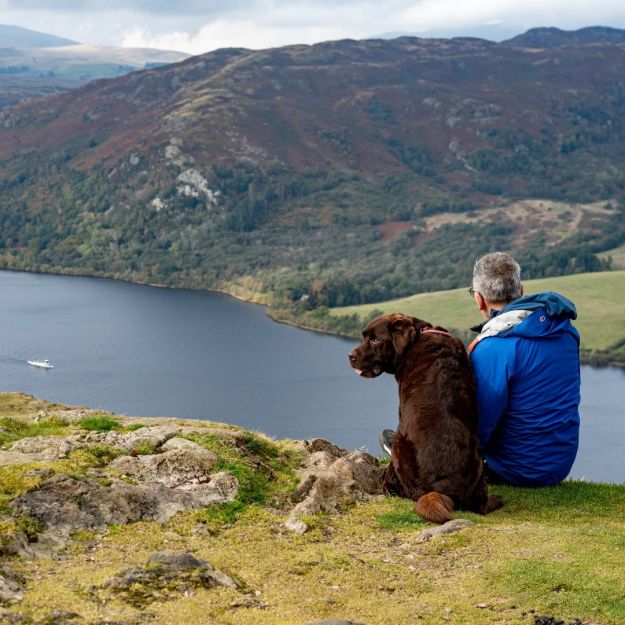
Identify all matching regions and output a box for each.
[379,429,395,457]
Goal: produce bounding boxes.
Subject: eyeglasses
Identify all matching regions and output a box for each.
[468,287,476,297]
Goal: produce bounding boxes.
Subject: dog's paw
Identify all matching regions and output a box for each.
[482,494,504,514]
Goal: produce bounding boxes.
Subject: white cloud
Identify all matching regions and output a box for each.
[122,20,356,55]
[4,0,625,52]
[120,4,386,54]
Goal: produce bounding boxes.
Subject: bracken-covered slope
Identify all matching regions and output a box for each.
[1,31,625,309]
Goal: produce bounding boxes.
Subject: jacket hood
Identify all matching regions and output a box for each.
[498,291,577,320]
[469,291,579,351]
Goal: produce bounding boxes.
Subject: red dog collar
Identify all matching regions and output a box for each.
[421,327,455,339]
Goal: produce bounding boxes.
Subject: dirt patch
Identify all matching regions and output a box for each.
[422,199,616,249]
[375,221,415,243]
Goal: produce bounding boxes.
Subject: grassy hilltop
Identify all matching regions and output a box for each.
[0,393,624,625]
[325,270,625,365]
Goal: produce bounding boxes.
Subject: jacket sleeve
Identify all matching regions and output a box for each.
[470,340,511,451]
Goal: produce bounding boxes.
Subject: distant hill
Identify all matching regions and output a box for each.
[1,30,625,316]
[0,24,78,48]
[0,24,190,110]
[330,271,625,365]
[503,26,625,48]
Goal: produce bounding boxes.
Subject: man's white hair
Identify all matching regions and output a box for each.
[472,252,522,304]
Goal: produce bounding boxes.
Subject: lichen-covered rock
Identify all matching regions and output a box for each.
[184,471,239,506]
[416,518,474,542]
[286,439,384,533]
[101,425,183,452]
[10,435,75,459]
[93,550,237,607]
[160,437,204,453]
[0,434,87,465]
[107,439,218,488]
[0,451,46,467]
[0,531,36,559]
[11,472,238,540]
[0,564,25,605]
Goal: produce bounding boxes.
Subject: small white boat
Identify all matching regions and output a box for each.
[27,359,54,369]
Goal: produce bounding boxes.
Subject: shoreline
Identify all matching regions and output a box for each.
[1,265,623,368]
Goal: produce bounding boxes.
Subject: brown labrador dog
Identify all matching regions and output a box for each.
[348,312,503,523]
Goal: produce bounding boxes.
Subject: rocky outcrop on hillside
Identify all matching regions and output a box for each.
[12,470,239,546]
[286,439,384,534]
[89,550,238,607]
[0,401,388,565]
[6,428,243,555]
[1,393,619,625]
[0,396,397,624]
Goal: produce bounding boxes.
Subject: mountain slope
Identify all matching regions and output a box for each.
[503,25,625,48]
[0,24,77,48]
[1,33,624,310]
[0,24,190,110]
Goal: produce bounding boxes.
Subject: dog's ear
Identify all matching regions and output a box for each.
[390,316,417,355]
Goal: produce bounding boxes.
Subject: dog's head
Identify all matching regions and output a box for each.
[348,312,431,378]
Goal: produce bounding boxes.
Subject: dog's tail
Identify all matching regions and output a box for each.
[415,492,454,524]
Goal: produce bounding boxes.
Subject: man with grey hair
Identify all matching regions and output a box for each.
[468,252,581,486]
[379,251,581,486]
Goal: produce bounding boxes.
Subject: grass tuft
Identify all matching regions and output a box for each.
[0,416,70,447]
[78,414,122,432]
[186,431,303,517]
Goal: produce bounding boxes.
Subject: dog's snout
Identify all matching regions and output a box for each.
[348,350,357,363]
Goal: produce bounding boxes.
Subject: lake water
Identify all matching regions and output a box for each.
[0,270,623,483]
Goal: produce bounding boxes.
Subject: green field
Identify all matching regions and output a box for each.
[333,271,625,356]
[599,242,625,270]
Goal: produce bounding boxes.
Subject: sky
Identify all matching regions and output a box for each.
[2,0,625,54]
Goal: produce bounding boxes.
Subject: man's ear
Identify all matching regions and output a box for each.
[390,317,417,355]
[476,292,488,314]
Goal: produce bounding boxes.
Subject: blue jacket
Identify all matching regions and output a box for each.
[469,292,581,486]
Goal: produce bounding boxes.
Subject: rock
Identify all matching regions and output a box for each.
[10,435,75,460]
[94,550,237,607]
[0,564,25,605]
[107,442,218,488]
[184,472,239,506]
[0,611,33,624]
[300,621,366,625]
[0,451,50,467]
[40,612,82,625]
[24,468,55,479]
[0,435,88,466]
[532,617,573,625]
[416,518,474,542]
[147,551,206,569]
[160,437,204,452]
[11,472,238,541]
[285,440,384,533]
[304,439,348,457]
[0,531,36,559]
[284,517,308,535]
[102,425,182,452]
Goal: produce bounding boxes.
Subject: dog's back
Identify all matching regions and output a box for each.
[349,313,503,523]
